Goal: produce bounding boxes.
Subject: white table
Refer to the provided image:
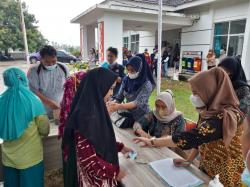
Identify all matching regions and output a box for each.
[114,126,210,187]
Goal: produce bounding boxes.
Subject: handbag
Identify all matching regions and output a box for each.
[110,110,135,129]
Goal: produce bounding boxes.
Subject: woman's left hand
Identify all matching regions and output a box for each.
[133,137,152,147]
[121,146,133,155]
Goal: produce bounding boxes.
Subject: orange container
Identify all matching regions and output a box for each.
[193,57,202,72]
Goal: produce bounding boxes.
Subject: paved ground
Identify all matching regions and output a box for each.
[0,61,30,93]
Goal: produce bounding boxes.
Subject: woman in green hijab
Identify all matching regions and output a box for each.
[0,67,50,187]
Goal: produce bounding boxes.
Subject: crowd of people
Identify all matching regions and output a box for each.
[0,44,250,187]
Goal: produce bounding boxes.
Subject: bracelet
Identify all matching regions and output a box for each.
[150,137,156,146]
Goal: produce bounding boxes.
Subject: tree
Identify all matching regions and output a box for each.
[0,0,47,54]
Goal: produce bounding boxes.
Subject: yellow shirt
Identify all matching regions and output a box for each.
[1,115,50,169]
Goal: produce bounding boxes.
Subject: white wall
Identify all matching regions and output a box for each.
[138,31,155,53]
[98,12,123,64]
[213,0,249,22]
[180,0,250,73]
[87,25,96,58]
[123,30,156,53]
[181,7,214,70]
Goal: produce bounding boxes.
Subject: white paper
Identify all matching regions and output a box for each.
[149,158,203,187]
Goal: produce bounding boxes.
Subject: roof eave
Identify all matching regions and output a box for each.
[174,0,218,11]
[71,4,99,23]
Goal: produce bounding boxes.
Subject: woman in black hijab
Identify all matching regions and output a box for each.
[219,58,250,180]
[62,68,132,187]
[218,57,250,116]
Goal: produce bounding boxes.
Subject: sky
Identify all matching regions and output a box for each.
[22,0,104,46]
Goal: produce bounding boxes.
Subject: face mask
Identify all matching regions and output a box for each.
[158,108,168,117]
[128,72,139,79]
[45,64,57,71]
[190,94,206,108]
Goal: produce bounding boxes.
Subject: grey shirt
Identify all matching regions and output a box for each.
[116,80,152,121]
[27,62,69,118]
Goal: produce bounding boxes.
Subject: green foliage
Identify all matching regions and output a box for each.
[0,0,47,53]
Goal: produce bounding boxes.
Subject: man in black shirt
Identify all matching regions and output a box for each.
[106,47,125,97]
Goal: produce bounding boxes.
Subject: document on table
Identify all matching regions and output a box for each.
[149,158,204,187]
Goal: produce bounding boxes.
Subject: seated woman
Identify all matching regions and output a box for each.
[62,68,132,187]
[109,55,155,125]
[0,67,50,187]
[134,67,245,186]
[133,90,185,138]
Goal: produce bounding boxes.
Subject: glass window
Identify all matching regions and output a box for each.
[228,35,244,56]
[213,36,228,57]
[57,51,65,57]
[131,34,139,53]
[213,19,246,58]
[123,37,129,48]
[230,20,246,34]
[214,22,229,35]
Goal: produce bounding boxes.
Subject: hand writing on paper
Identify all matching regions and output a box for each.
[173,158,191,167]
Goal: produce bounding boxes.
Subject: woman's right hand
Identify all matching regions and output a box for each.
[117,168,126,181]
[173,158,191,167]
[133,137,152,147]
[49,100,60,110]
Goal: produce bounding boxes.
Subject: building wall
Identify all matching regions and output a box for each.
[98,12,123,63]
[180,0,250,77]
[123,30,156,53]
[87,25,96,59]
[181,7,214,70]
[139,31,155,53]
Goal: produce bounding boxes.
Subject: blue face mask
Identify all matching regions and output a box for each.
[45,64,57,71]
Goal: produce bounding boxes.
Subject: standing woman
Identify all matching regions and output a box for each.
[218,57,250,116]
[62,68,132,187]
[219,57,250,186]
[0,67,50,187]
[110,55,155,122]
[206,49,216,69]
[134,68,245,186]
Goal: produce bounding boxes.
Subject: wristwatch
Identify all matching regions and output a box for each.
[150,137,156,146]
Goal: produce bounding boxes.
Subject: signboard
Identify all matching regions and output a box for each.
[98,22,104,62]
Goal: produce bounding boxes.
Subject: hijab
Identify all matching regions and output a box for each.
[189,67,243,146]
[124,54,155,93]
[153,90,182,123]
[0,67,45,141]
[218,57,249,89]
[63,68,119,165]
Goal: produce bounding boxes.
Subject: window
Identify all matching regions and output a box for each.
[131,34,139,53]
[213,19,246,58]
[123,37,129,49]
[57,51,66,57]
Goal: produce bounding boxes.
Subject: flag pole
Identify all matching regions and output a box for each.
[19,0,29,65]
[157,0,163,95]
